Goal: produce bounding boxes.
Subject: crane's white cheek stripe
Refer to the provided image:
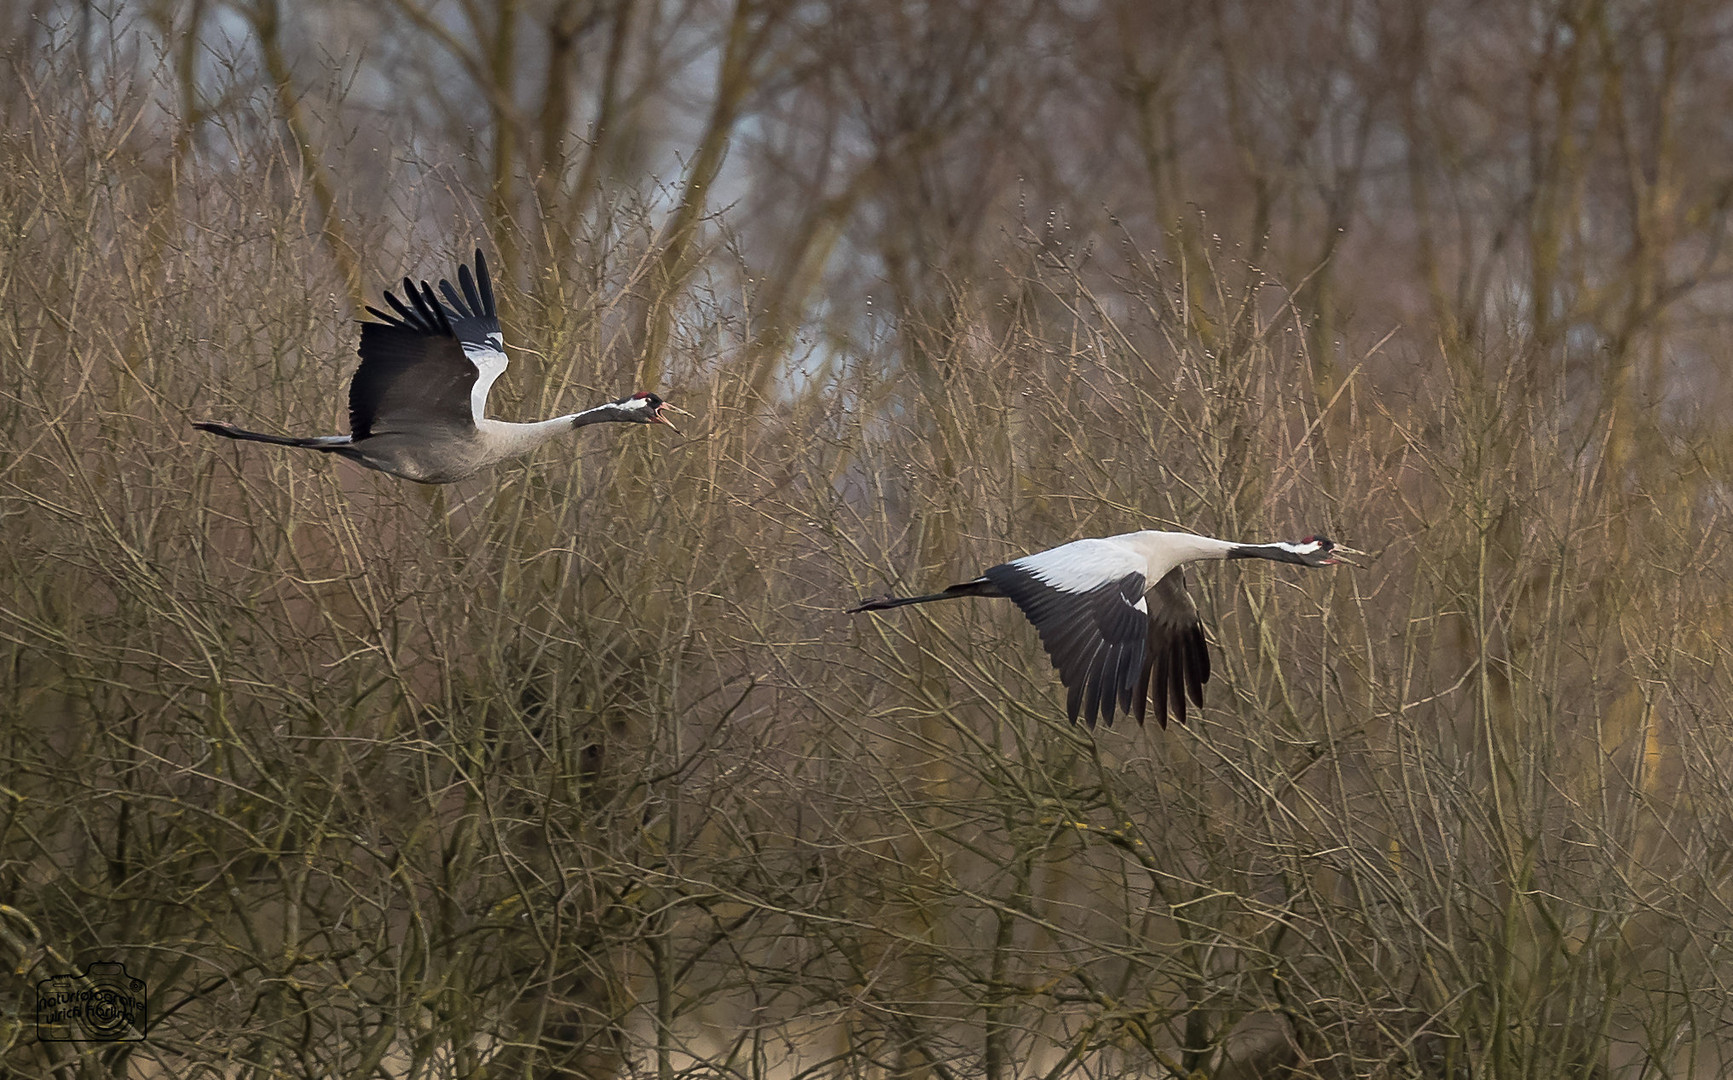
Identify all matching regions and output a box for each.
[1010,539,1147,595]
[1277,541,1324,556]
[1135,597,1148,613]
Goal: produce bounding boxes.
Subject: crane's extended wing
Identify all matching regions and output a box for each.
[353,250,507,438]
[985,538,1151,728]
[1135,567,1210,728]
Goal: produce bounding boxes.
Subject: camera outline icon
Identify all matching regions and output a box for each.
[35,961,147,1042]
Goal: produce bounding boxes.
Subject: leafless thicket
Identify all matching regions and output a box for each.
[3,1,1733,1077]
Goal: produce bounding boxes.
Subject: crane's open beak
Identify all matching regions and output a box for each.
[1326,545,1367,566]
[654,402,692,435]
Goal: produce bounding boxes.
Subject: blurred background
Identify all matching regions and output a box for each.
[3,0,1733,1075]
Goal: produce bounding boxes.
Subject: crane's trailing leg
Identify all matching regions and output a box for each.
[846,578,1002,612]
[193,423,351,450]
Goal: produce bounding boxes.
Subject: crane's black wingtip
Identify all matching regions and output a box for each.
[1068,705,1117,730]
[472,248,495,315]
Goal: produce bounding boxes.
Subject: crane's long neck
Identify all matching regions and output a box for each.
[1115,531,1241,580]
[1116,529,1321,580]
[570,403,628,428]
[474,416,581,460]
[1224,541,1320,566]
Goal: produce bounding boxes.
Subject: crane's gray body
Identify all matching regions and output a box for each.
[296,414,626,484]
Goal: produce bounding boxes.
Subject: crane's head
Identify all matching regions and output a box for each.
[1284,535,1365,567]
[615,392,691,434]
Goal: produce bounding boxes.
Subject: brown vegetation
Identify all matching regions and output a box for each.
[3,0,1733,1076]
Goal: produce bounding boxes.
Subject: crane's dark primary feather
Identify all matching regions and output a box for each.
[1135,569,1208,727]
[429,252,501,350]
[984,562,1153,728]
[365,287,427,331]
[451,253,493,319]
[364,250,496,335]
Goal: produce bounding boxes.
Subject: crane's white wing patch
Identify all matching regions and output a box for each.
[1007,538,1148,595]
[463,336,509,422]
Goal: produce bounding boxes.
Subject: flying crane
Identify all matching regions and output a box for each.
[196,249,687,483]
[850,530,1360,728]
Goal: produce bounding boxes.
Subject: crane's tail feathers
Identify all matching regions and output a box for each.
[847,577,1001,613]
[194,422,350,450]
